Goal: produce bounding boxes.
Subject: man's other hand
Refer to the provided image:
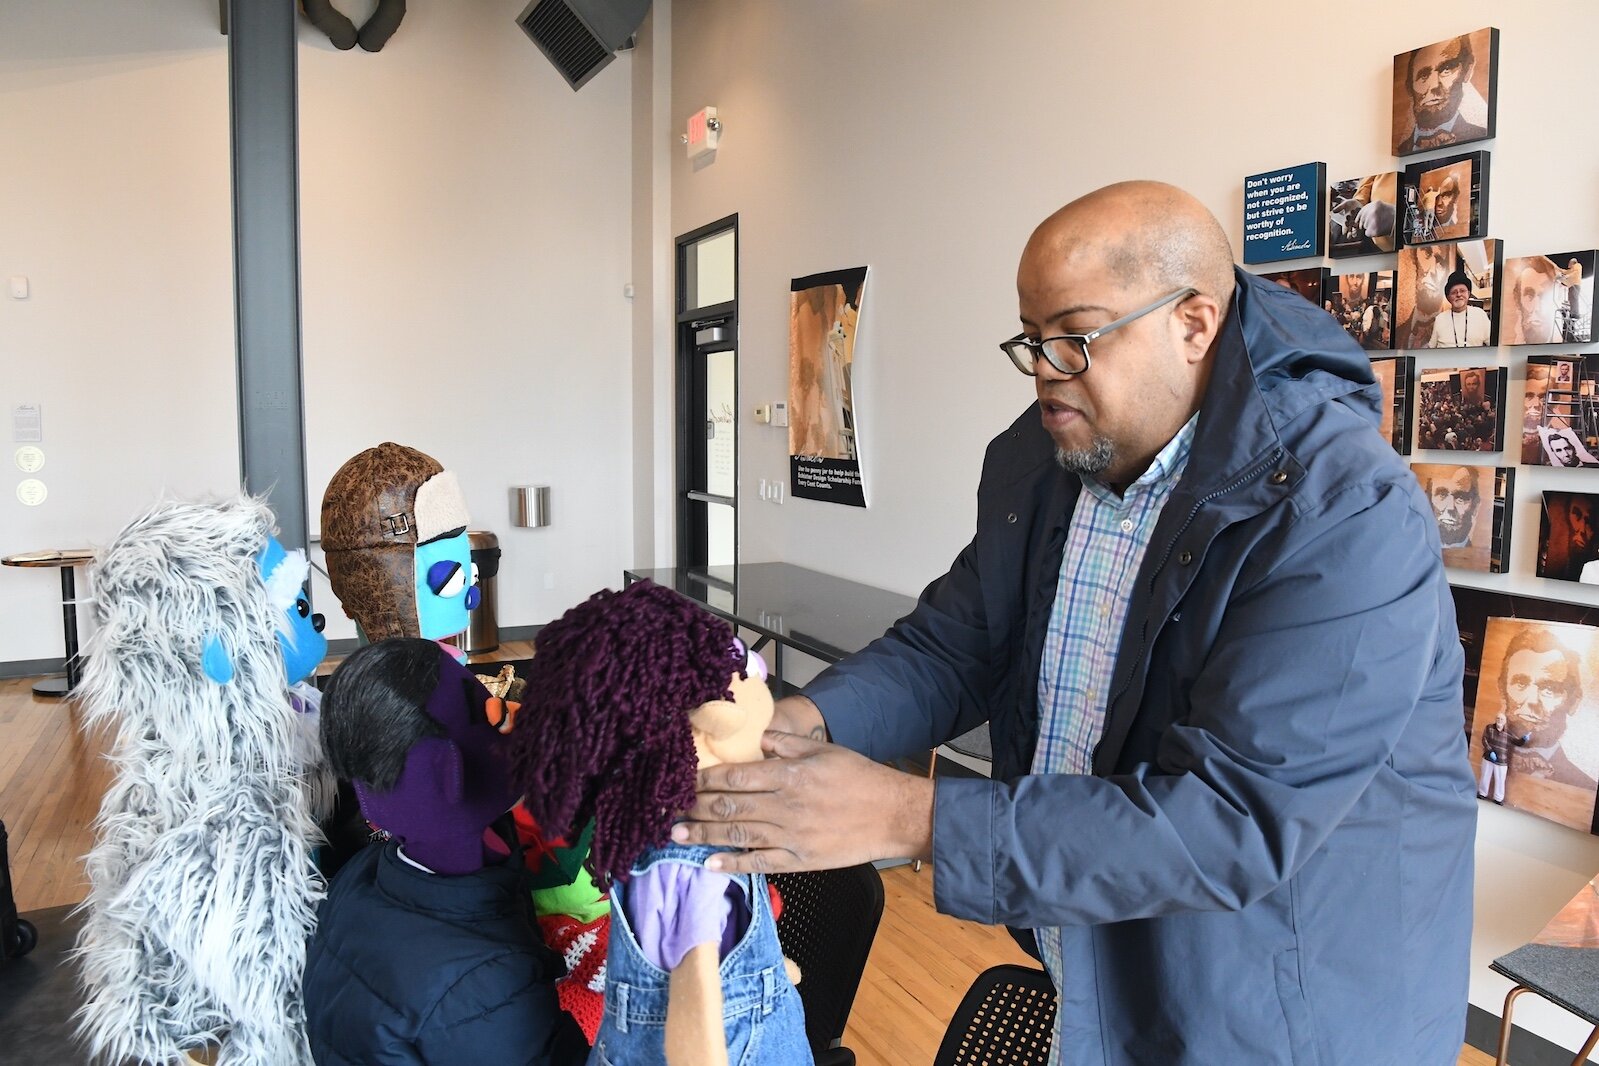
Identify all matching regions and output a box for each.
[674,732,933,874]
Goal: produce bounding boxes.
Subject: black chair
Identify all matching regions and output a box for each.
[934,964,1057,1066]
[1,819,38,961]
[772,863,885,1066]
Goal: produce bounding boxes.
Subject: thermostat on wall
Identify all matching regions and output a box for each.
[772,401,788,427]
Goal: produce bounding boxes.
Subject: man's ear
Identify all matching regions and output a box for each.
[1178,294,1222,363]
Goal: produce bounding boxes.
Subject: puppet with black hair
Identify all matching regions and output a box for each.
[75,496,330,1066]
[507,581,812,1066]
[301,638,587,1064]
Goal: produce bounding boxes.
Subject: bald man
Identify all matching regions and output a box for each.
[682,183,1473,1065]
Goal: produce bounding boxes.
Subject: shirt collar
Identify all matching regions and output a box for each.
[1082,413,1199,501]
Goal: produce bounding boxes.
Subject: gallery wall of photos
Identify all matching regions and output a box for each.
[1246,26,1599,836]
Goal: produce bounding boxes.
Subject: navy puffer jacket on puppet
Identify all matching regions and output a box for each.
[304,842,587,1065]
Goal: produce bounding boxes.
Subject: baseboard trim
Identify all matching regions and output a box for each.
[1467,1001,1596,1065]
[1,625,545,680]
[0,657,64,680]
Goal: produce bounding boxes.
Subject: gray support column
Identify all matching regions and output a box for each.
[228,0,308,550]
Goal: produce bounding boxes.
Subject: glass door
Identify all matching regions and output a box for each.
[675,217,738,574]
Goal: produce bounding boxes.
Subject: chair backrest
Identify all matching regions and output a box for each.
[771,863,885,1055]
[934,964,1058,1066]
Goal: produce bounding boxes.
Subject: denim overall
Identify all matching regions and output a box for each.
[589,842,813,1066]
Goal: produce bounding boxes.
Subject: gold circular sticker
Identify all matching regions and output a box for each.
[16,479,47,506]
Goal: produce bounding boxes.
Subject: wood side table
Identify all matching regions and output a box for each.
[1489,874,1599,1065]
[2,549,94,698]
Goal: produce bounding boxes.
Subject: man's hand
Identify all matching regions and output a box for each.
[674,731,933,874]
[769,694,829,742]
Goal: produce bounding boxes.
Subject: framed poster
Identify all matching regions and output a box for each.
[1324,270,1394,351]
[1259,266,1329,306]
[1468,617,1599,834]
[1394,238,1501,350]
[1372,355,1415,454]
[1521,356,1599,467]
[1328,172,1400,258]
[789,267,869,507]
[1453,587,1599,739]
[1410,462,1513,573]
[1399,151,1489,245]
[1392,28,1499,156]
[1539,492,1599,584]
[1502,250,1596,345]
[1417,365,1505,451]
[1242,162,1326,265]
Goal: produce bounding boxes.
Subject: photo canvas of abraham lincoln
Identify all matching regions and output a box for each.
[1521,357,1599,467]
[1392,28,1499,157]
[789,266,869,506]
[1470,617,1599,834]
[1410,462,1512,573]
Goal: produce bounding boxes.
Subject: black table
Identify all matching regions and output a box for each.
[2,549,93,698]
[623,563,918,687]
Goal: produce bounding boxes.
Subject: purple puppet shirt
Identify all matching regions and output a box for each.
[623,862,750,971]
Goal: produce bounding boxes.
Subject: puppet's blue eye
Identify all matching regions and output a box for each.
[426,560,465,597]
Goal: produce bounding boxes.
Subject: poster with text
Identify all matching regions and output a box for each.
[790,267,868,506]
[1243,162,1326,265]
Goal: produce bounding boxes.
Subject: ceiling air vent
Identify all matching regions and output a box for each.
[516,0,651,92]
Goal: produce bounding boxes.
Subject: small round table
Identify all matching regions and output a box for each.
[2,549,94,698]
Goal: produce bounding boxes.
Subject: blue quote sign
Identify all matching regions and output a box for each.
[1243,162,1325,265]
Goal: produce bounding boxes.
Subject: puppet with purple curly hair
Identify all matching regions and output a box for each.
[508,580,813,1066]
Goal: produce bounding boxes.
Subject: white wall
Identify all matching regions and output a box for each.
[299,0,635,639]
[0,4,238,663]
[1,2,635,655]
[666,0,1599,1052]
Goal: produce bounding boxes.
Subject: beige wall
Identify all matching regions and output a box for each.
[666,0,1599,1052]
[0,0,637,656]
[297,0,634,638]
[0,6,238,662]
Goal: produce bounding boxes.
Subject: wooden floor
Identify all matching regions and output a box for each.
[0,648,1495,1065]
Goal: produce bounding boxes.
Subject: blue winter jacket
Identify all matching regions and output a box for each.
[807,269,1476,1065]
[303,842,588,1066]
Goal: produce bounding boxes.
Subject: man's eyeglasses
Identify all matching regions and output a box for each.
[1000,287,1198,377]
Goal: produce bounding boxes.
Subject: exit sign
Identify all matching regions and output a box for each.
[686,106,720,160]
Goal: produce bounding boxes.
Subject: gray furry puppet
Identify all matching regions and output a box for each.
[74,496,331,1065]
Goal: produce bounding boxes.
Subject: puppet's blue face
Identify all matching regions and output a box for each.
[203,537,328,686]
[259,537,327,686]
[414,530,479,641]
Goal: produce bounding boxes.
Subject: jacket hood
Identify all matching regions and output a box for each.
[1232,267,1382,431]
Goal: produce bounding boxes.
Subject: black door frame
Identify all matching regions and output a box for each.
[674,214,739,571]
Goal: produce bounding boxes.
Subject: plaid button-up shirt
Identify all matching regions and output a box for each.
[1030,415,1196,1061]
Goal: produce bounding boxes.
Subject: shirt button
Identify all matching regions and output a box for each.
[1119,518,1134,532]
[1087,690,1098,703]
[1099,603,1111,616]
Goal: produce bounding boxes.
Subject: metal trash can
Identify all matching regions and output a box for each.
[463,530,501,655]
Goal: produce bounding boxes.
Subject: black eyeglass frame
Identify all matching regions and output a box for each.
[1000,286,1199,377]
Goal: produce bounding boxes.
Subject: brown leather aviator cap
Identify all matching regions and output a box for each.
[322,443,443,550]
[321,442,452,642]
